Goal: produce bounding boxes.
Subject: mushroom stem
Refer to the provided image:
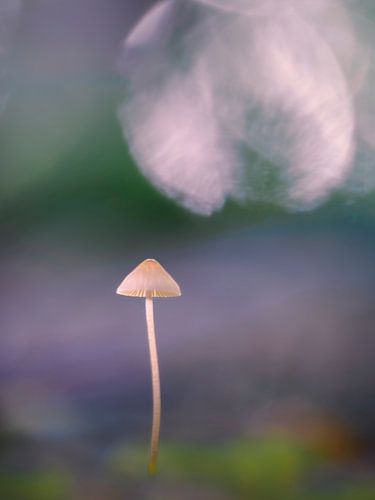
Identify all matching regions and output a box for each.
[145,297,161,475]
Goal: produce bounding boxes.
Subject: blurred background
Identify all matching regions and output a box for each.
[1,1,375,498]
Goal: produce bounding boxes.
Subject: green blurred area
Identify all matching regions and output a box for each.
[111,437,375,499]
[1,436,374,500]
[0,471,70,500]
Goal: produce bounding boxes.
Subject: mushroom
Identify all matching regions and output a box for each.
[116,259,181,474]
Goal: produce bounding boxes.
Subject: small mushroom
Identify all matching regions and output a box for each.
[116,259,181,474]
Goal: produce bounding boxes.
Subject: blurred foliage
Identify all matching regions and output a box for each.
[0,471,70,500]
[111,437,375,500]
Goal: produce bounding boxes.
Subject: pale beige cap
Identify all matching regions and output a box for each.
[116,259,181,298]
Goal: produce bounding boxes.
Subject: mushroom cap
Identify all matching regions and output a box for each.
[116,259,181,298]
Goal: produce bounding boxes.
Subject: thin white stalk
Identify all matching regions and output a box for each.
[145,297,161,474]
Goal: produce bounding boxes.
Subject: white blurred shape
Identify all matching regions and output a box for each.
[194,0,283,16]
[126,0,175,49]
[201,7,354,207]
[120,64,239,214]
[118,0,375,214]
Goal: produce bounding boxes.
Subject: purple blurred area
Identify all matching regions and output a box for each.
[1,226,374,442]
[16,0,154,69]
[1,221,375,496]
